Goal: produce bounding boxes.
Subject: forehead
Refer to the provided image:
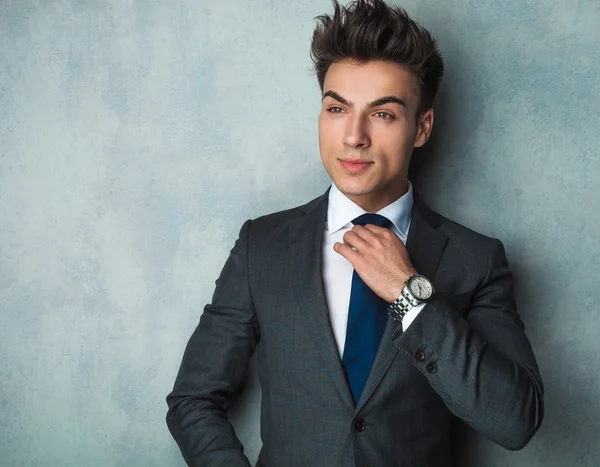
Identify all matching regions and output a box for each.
[323,59,420,106]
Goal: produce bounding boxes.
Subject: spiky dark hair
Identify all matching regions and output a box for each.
[310,0,444,114]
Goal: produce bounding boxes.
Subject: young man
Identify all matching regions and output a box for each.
[166,1,544,466]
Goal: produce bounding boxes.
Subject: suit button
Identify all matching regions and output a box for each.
[426,362,437,373]
[415,351,426,362]
[352,418,366,432]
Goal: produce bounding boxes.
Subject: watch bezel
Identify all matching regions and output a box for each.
[406,274,435,301]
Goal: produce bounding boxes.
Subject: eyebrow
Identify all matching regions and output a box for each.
[322,90,406,108]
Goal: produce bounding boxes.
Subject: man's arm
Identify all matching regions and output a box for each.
[336,226,544,450]
[166,219,258,467]
[397,238,543,450]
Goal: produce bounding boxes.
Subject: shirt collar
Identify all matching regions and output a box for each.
[326,181,414,240]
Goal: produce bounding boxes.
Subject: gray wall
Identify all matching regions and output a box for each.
[1,1,598,466]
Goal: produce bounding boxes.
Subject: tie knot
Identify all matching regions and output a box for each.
[352,213,392,229]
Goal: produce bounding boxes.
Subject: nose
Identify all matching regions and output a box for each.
[342,114,371,149]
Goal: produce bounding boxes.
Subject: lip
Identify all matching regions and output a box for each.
[339,159,373,175]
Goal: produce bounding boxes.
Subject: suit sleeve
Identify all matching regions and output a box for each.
[396,238,544,450]
[166,219,258,467]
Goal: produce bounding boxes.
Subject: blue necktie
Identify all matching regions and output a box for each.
[342,213,392,404]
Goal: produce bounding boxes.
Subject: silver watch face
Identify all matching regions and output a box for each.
[408,275,434,301]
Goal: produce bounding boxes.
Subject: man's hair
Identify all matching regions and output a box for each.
[310,0,444,115]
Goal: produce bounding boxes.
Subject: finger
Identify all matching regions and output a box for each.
[349,224,377,243]
[343,229,369,250]
[363,224,399,244]
[362,223,389,235]
[333,241,360,264]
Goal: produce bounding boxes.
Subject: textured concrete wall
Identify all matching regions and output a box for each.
[1,1,598,466]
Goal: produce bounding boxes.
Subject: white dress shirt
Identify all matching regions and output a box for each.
[322,181,425,356]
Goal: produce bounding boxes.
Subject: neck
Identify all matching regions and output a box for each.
[346,179,409,212]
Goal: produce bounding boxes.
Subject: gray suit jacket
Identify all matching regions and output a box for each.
[166,190,544,467]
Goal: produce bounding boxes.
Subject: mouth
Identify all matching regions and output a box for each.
[339,158,373,175]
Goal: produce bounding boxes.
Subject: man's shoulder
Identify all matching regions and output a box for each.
[425,203,502,258]
[246,191,327,237]
[440,212,494,242]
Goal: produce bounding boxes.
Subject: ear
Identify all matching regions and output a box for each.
[413,108,434,148]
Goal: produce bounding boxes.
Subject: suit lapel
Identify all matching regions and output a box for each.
[356,195,448,412]
[289,190,356,413]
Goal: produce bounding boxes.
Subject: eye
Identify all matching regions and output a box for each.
[326,106,345,114]
[374,111,394,119]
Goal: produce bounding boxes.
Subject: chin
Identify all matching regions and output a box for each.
[335,179,376,197]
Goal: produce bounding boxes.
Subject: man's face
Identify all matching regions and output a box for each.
[318,59,433,211]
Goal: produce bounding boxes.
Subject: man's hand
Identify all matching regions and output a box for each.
[333,224,417,303]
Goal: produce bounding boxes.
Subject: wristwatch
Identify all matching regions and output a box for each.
[388,274,436,322]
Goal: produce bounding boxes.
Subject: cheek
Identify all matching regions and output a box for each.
[373,131,404,161]
[381,127,414,159]
[374,147,409,178]
[318,114,329,146]
[318,119,336,168]
[318,119,339,154]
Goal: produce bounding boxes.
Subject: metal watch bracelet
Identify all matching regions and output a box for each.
[388,286,420,322]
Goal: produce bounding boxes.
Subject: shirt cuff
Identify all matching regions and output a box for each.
[402,303,426,331]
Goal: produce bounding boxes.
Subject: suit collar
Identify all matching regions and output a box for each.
[298,188,330,214]
[412,187,442,229]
